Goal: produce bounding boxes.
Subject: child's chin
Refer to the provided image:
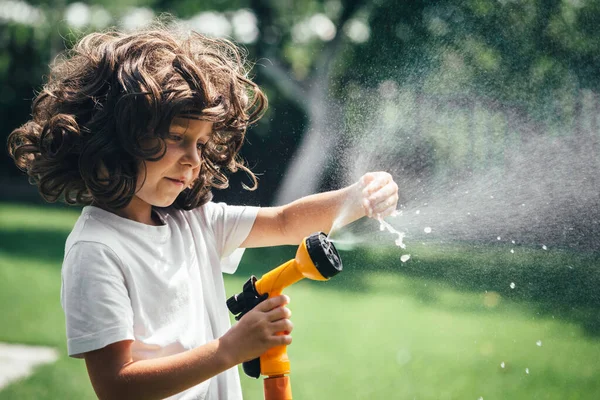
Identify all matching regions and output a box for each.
[153,198,178,208]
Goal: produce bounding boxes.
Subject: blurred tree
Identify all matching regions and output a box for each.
[1,21,53,182]
[2,0,600,205]
[340,0,600,125]
[247,0,368,204]
[331,0,600,189]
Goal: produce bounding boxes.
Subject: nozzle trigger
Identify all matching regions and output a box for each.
[226,276,268,321]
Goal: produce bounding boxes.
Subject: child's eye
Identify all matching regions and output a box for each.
[167,133,183,141]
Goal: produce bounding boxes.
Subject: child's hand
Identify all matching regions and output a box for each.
[358,172,399,218]
[222,295,293,364]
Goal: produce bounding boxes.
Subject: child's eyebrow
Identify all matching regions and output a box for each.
[170,120,194,132]
[170,115,205,130]
[178,113,203,120]
[170,122,189,131]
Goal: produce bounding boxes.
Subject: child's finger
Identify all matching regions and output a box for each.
[256,295,289,312]
[371,195,399,215]
[377,205,400,218]
[359,172,377,189]
[362,178,387,196]
[271,318,294,335]
[275,334,293,346]
[364,174,395,197]
[266,306,291,322]
[361,171,389,188]
[366,184,398,206]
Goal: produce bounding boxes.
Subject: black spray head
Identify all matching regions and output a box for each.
[305,232,343,279]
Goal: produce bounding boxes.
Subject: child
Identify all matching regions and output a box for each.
[7,27,398,399]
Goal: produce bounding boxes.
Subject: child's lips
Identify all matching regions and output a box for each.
[166,177,185,186]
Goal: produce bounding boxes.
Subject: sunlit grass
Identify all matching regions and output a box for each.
[1,202,599,399]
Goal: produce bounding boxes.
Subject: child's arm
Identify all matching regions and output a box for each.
[84,295,292,400]
[241,171,399,247]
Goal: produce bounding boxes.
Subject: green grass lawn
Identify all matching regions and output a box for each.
[1,202,599,399]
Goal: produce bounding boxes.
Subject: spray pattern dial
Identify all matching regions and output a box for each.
[305,232,343,278]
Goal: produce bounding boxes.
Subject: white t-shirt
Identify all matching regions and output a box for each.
[60,202,259,400]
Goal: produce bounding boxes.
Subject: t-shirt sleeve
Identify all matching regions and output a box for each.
[61,241,134,358]
[203,202,259,274]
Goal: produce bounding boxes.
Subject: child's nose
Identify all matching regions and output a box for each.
[180,145,201,167]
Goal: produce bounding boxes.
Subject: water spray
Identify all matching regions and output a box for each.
[226,232,343,400]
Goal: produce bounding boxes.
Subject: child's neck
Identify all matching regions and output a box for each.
[94,198,163,226]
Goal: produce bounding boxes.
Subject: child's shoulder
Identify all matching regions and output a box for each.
[65,206,126,254]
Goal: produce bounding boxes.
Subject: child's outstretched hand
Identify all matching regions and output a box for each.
[358,171,399,218]
[221,295,293,364]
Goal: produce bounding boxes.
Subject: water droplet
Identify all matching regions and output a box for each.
[510,282,516,289]
[511,240,515,244]
[400,254,411,262]
[490,195,494,199]
[424,227,432,233]
[497,236,501,240]
[542,245,547,250]
[525,368,529,374]
[510,249,514,254]
[478,397,484,400]
[536,340,542,347]
[379,217,406,249]
[416,210,420,214]
[500,362,505,368]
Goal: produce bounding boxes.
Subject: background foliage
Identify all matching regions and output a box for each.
[3,0,600,205]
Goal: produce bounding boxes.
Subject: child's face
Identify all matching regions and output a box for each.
[135,117,213,208]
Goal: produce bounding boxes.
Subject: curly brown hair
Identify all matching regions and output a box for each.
[7,27,267,210]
